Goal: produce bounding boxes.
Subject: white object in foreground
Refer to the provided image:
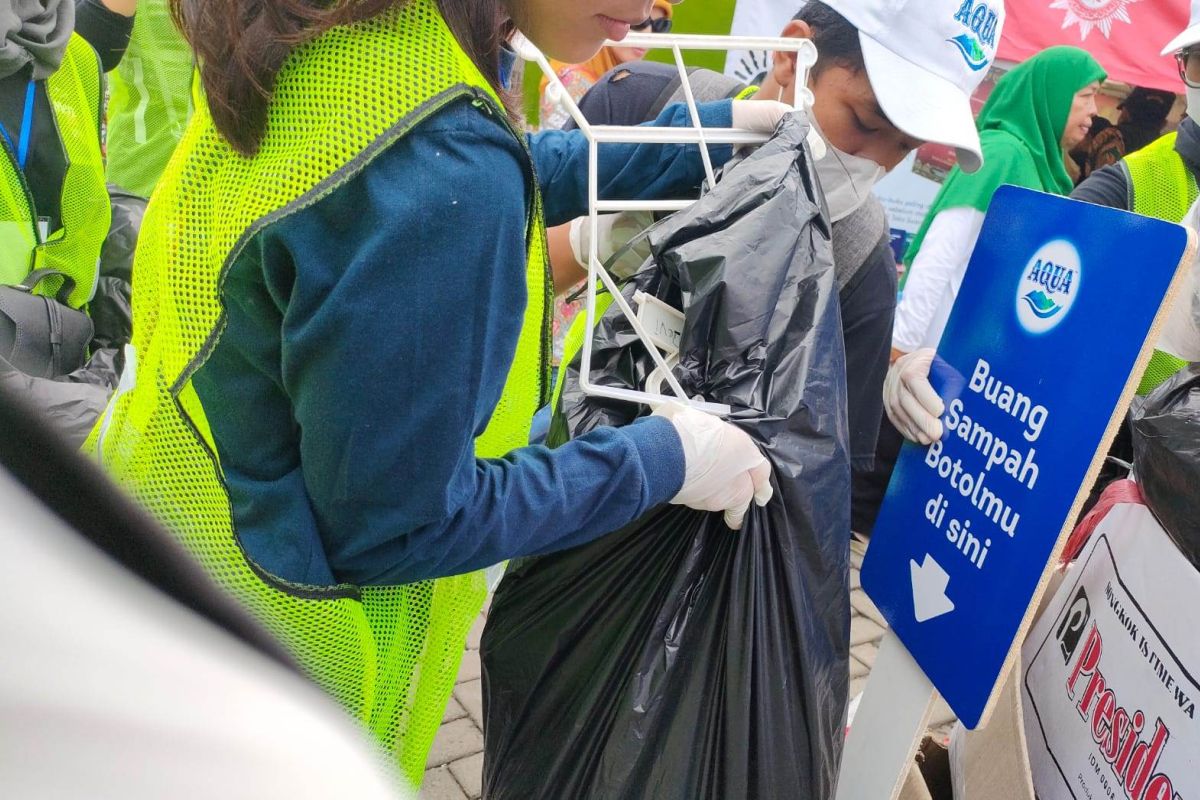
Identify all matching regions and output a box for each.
[1022,503,1199,800]
[836,631,939,800]
[514,32,818,416]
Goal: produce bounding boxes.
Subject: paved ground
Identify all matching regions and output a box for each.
[420,596,489,800]
[419,540,955,799]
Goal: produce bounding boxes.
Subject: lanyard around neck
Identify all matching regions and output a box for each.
[0,81,37,171]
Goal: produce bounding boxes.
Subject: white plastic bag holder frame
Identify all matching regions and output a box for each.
[517,33,818,417]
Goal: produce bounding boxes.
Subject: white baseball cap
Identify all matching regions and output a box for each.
[1161,0,1200,55]
[823,0,1006,173]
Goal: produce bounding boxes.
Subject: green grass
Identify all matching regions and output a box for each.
[522,2,738,121]
[646,1,737,72]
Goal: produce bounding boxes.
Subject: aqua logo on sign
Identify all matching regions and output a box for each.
[1016,239,1081,335]
[950,0,999,71]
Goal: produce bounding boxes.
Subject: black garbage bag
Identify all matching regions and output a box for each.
[1132,363,1200,569]
[481,116,852,800]
[90,187,143,353]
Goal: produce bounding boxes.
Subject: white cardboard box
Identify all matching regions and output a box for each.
[1021,503,1198,800]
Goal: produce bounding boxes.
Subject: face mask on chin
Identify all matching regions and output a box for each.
[809,119,886,222]
[1188,86,1200,127]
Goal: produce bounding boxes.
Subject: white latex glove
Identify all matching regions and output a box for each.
[731,100,826,159]
[569,213,617,268]
[567,211,655,280]
[884,349,946,445]
[654,401,774,530]
[731,99,794,134]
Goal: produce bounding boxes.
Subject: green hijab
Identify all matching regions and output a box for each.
[904,46,1106,265]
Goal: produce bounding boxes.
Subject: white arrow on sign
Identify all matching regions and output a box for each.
[910,554,955,623]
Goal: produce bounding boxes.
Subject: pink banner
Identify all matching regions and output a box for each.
[996,0,1190,92]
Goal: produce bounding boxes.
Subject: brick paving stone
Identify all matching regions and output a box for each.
[426,718,484,769]
[849,587,888,629]
[466,614,486,651]
[457,648,481,684]
[442,696,467,724]
[454,678,485,730]
[849,675,868,700]
[420,766,468,800]
[449,752,484,799]
[851,643,878,670]
[849,614,885,647]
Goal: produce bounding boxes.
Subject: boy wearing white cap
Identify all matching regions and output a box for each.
[888,2,1200,513]
[545,0,1006,503]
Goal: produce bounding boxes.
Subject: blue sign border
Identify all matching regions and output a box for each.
[861,186,1190,727]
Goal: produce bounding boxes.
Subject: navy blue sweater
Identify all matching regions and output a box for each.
[191,98,734,588]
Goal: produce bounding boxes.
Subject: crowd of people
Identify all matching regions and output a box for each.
[1,0,1198,794]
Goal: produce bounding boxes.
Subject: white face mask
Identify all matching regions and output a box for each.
[809,119,886,222]
[1188,86,1200,127]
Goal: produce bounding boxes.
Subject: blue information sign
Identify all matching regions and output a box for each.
[861,186,1192,728]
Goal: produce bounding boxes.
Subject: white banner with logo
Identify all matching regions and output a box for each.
[723,0,803,83]
[1021,503,1199,800]
[871,153,943,266]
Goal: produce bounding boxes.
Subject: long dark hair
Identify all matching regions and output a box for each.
[173,0,512,156]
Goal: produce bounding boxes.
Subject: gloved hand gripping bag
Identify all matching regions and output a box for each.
[481,116,853,800]
[1132,363,1200,569]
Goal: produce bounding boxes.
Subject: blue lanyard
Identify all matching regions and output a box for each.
[0,81,36,171]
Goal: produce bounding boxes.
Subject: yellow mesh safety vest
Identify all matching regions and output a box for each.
[553,290,615,411]
[1124,132,1199,395]
[106,0,194,198]
[87,0,549,784]
[0,35,109,308]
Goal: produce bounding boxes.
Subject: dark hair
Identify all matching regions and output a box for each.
[173,0,512,156]
[793,1,866,77]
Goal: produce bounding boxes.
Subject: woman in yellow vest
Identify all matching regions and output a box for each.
[537,0,673,130]
[92,0,781,783]
[0,0,138,444]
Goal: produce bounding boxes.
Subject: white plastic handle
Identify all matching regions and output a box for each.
[518,32,820,417]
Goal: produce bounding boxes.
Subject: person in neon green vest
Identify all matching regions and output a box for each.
[0,0,141,444]
[1068,3,1200,394]
[90,0,792,784]
[105,0,194,198]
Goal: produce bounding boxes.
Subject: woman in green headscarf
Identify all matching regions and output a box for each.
[892,46,1106,356]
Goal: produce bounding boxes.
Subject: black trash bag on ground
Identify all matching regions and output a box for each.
[1132,363,1200,569]
[481,116,852,800]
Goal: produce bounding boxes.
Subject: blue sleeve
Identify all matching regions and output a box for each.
[269,100,684,586]
[530,99,734,226]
